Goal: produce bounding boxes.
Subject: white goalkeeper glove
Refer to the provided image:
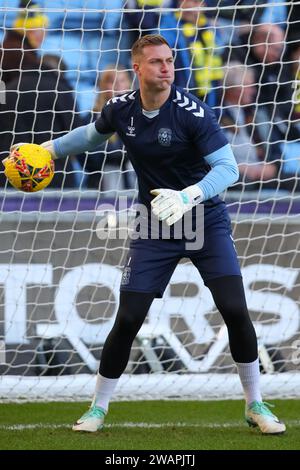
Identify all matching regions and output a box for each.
[9,141,57,159]
[4,142,28,164]
[9,142,27,153]
[40,140,57,159]
[150,185,204,226]
[3,142,28,165]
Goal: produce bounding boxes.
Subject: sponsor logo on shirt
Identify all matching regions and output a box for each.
[158,128,172,147]
[126,117,136,137]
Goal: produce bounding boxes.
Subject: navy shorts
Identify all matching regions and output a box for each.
[120,208,241,297]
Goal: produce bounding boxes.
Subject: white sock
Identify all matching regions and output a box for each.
[92,373,119,412]
[236,358,262,406]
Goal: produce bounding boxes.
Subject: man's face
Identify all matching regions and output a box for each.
[133,44,175,92]
[225,70,256,106]
[27,28,46,48]
[104,71,131,97]
[253,26,284,64]
[179,0,204,24]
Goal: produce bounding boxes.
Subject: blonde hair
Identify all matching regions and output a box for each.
[131,34,171,61]
[223,61,255,88]
[94,67,131,113]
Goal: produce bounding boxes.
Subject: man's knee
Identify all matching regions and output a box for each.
[219,298,249,326]
[113,291,155,334]
[206,276,250,326]
[114,305,145,333]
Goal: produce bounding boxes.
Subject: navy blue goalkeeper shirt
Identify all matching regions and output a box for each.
[95,84,228,213]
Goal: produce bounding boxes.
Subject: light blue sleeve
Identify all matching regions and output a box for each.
[53,122,113,159]
[196,143,239,200]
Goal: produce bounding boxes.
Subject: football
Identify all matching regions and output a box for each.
[3,143,54,192]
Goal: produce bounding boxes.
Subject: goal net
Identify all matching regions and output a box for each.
[0,0,300,401]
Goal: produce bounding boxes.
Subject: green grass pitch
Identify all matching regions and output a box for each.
[0,400,299,450]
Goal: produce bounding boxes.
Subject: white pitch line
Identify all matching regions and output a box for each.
[0,421,299,431]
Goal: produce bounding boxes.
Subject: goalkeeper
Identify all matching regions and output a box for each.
[17,34,285,434]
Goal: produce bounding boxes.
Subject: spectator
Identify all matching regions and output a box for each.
[0,2,84,189]
[0,0,131,112]
[205,0,265,52]
[125,0,175,42]
[277,41,300,188]
[0,0,48,85]
[228,24,300,148]
[41,54,86,188]
[252,25,300,145]
[40,0,130,112]
[159,0,223,108]
[285,39,300,174]
[287,1,300,44]
[205,0,266,24]
[288,41,300,122]
[205,0,287,25]
[221,62,278,189]
[221,2,287,64]
[0,0,21,43]
[83,66,136,193]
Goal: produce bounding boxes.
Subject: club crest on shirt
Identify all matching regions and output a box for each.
[121,267,131,285]
[158,128,172,147]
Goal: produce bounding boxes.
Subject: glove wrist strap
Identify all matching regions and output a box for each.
[183,184,204,205]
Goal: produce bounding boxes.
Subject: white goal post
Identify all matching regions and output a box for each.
[0,1,300,400]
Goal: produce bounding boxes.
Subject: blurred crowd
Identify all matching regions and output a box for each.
[0,0,299,192]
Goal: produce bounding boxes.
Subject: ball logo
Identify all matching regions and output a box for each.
[158,128,172,147]
[14,158,31,177]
